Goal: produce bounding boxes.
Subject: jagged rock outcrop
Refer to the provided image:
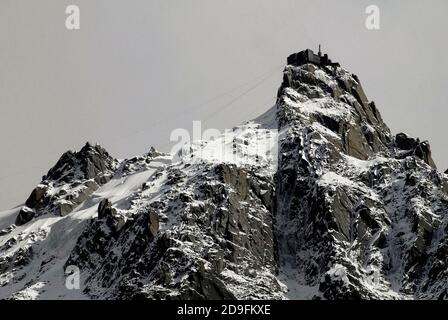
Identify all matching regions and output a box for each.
[275,54,448,299]
[15,143,118,225]
[1,49,448,300]
[394,133,436,168]
[63,161,279,299]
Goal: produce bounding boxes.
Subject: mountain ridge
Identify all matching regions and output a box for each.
[1,49,448,299]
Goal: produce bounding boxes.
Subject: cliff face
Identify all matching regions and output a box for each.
[275,59,448,299]
[1,51,448,300]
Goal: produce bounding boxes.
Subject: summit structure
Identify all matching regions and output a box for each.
[287,48,340,67]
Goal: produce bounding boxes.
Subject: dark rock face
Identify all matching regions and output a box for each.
[24,185,47,208]
[395,133,417,150]
[146,210,159,239]
[43,142,116,184]
[15,207,35,226]
[98,199,116,219]
[394,133,436,168]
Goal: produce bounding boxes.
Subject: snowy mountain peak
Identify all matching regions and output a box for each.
[1,51,448,300]
[43,142,117,183]
[15,142,119,226]
[275,54,448,299]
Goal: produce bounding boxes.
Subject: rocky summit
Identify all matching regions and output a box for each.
[1,49,448,300]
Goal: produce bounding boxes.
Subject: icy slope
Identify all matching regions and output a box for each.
[0,115,281,299]
[0,150,173,299]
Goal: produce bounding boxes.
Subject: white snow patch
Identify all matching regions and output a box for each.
[179,123,279,174]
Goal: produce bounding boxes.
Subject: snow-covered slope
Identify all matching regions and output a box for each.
[1,50,448,300]
[0,150,173,299]
[0,113,281,299]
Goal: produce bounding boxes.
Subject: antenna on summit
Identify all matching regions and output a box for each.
[318,44,322,57]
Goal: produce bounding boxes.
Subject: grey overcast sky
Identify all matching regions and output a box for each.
[0,0,447,210]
